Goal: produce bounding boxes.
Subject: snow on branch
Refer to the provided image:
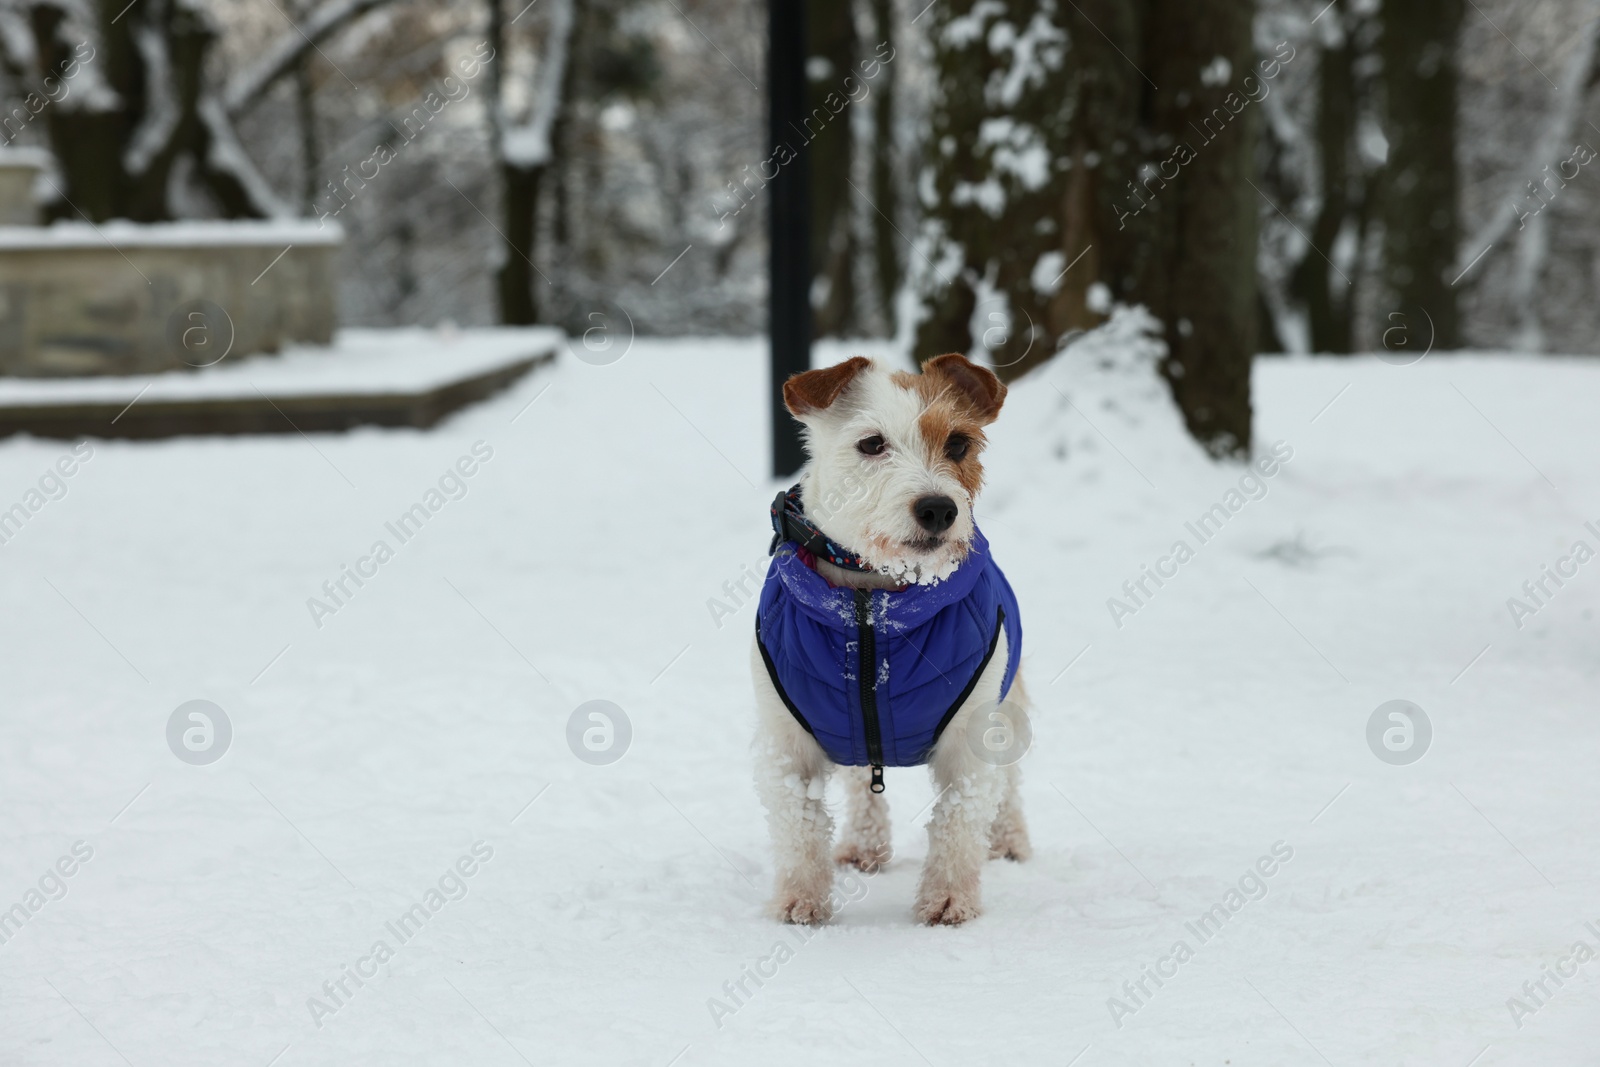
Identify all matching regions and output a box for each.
[499,0,572,168]
[124,20,176,173]
[0,6,35,76]
[200,97,293,217]
[223,0,398,119]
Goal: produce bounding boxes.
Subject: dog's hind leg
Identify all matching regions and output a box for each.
[835,765,891,872]
[988,761,1032,861]
[752,638,836,924]
[988,671,1032,861]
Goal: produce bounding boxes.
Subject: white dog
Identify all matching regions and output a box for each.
[751,353,1030,926]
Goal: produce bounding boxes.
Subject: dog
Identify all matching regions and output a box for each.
[751,352,1030,926]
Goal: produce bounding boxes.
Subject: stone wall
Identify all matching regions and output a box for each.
[0,160,39,226]
[0,222,342,377]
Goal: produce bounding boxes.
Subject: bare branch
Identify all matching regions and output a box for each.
[223,0,398,120]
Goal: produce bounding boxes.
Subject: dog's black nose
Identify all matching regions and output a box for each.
[912,494,958,534]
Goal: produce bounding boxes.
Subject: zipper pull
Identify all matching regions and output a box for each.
[870,764,885,793]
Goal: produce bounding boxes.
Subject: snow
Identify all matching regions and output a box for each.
[2,330,1599,1065]
[0,327,560,405]
[979,116,1052,191]
[984,11,1067,109]
[0,147,51,169]
[1200,56,1233,87]
[941,0,1005,49]
[1031,249,1066,294]
[498,0,573,168]
[1086,280,1113,314]
[124,23,177,176]
[198,99,296,220]
[0,219,343,249]
[950,175,1005,216]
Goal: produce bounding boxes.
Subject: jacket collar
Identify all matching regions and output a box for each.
[768,524,993,634]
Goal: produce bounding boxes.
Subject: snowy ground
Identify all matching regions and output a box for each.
[2,324,1598,1066]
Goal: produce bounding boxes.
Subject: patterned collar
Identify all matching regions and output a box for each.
[768,484,873,572]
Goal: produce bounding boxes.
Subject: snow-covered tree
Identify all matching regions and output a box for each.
[1,0,287,220]
[909,0,1079,379]
[912,0,1261,456]
[1379,0,1463,348]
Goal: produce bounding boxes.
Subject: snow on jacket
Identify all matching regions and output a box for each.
[755,527,1022,769]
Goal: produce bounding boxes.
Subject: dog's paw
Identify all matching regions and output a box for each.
[913,884,982,926]
[834,840,891,872]
[988,827,1032,862]
[769,892,833,925]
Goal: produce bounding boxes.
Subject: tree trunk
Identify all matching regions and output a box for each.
[34,0,276,222]
[294,54,320,213]
[911,0,1078,379]
[1380,0,1462,347]
[1131,0,1259,456]
[32,1,137,221]
[497,161,543,324]
[489,0,574,325]
[1295,3,1355,353]
[868,0,899,336]
[901,0,1259,454]
[808,0,857,338]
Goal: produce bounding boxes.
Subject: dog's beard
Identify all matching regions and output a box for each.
[862,533,972,586]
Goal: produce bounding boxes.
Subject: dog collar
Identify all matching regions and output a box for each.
[769,484,874,572]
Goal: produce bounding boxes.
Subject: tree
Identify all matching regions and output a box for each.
[1452,4,1600,351]
[1379,0,1463,348]
[1281,0,1382,355]
[910,0,1078,378]
[1129,0,1260,456]
[224,0,400,119]
[912,0,1260,457]
[487,0,573,325]
[802,0,904,339]
[867,0,900,336]
[551,0,658,323]
[808,0,858,337]
[18,0,286,221]
[0,0,407,223]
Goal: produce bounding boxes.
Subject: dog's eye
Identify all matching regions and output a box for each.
[857,434,887,456]
[945,433,970,462]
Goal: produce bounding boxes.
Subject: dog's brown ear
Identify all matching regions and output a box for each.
[784,356,872,417]
[923,353,1006,423]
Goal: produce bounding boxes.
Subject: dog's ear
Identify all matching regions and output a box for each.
[922,353,1006,423]
[784,356,872,417]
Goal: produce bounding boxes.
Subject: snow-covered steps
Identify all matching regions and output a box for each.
[0,326,559,439]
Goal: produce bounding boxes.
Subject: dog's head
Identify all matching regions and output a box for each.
[784,353,1007,584]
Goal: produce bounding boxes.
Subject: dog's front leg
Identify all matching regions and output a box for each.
[751,639,836,923]
[754,727,835,923]
[914,648,1017,925]
[915,746,1004,926]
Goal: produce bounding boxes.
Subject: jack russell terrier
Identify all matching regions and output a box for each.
[752,353,1030,926]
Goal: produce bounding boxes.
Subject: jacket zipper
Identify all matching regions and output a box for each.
[854,588,886,792]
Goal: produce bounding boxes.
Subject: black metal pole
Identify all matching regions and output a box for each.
[768,0,811,479]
